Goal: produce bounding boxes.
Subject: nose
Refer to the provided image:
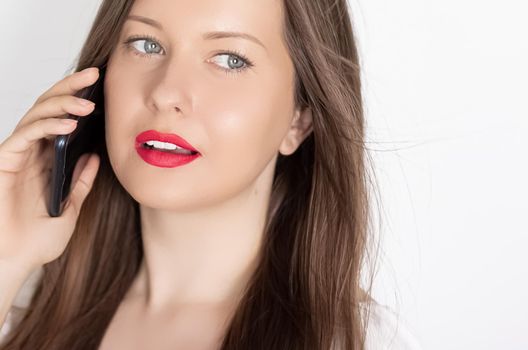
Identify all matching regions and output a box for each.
[146,57,195,116]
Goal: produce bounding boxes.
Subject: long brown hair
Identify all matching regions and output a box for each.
[1,0,381,348]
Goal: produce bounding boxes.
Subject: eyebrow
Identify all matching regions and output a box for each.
[125,15,267,52]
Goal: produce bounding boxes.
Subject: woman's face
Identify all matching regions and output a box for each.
[104,0,303,210]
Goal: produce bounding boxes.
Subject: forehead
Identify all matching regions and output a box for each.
[127,0,284,51]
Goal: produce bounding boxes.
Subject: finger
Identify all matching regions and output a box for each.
[43,115,68,142]
[63,153,100,218]
[18,94,95,131]
[36,67,99,106]
[13,67,98,133]
[15,73,98,133]
[0,117,78,173]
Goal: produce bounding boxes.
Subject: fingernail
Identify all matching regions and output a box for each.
[78,98,94,106]
[61,119,78,125]
[80,67,97,76]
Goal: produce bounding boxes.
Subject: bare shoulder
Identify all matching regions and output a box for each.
[0,306,27,345]
[0,266,43,346]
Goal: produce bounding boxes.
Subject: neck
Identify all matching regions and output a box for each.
[125,155,277,313]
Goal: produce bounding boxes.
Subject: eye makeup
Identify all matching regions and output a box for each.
[121,33,255,76]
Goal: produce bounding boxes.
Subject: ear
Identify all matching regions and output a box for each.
[279,106,313,156]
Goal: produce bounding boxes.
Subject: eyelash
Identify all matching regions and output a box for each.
[122,34,254,76]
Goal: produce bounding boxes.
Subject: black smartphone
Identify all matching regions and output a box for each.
[47,65,106,217]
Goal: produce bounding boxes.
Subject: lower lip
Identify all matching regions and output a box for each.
[135,145,201,168]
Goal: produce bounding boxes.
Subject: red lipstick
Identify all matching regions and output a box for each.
[135,129,201,168]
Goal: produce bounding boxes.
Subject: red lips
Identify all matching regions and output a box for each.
[135,129,199,153]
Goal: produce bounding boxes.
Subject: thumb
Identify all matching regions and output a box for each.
[63,153,100,219]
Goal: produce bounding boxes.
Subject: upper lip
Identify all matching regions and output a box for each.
[135,129,199,153]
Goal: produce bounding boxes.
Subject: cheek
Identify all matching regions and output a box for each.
[103,70,140,175]
[100,59,295,210]
[201,84,292,177]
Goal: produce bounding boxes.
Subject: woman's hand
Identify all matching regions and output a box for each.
[0,67,101,271]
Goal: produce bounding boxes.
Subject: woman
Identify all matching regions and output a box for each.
[0,0,422,349]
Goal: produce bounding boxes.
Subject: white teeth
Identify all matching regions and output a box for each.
[143,140,195,155]
[144,140,186,151]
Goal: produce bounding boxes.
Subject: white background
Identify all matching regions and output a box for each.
[1,1,527,349]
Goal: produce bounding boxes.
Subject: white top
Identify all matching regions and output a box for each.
[1,267,423,349]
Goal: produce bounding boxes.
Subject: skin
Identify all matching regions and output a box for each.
[100,0,313,348]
